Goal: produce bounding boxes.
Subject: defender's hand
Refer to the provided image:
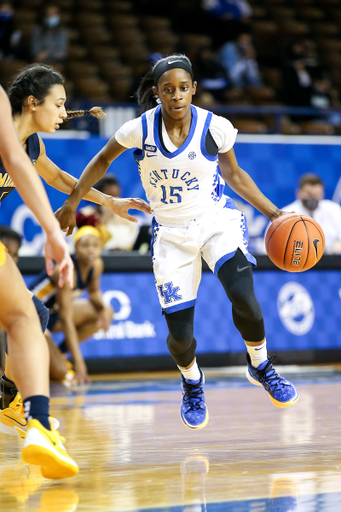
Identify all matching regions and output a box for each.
[55,203,77,237]
[106,196,152,223]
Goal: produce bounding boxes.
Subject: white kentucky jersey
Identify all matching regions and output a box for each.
[115,105,238,226]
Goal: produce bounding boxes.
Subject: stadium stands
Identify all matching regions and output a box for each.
[1,0,340,134]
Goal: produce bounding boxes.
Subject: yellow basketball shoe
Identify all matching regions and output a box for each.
[22,419,79,479]
[0,393,60,439]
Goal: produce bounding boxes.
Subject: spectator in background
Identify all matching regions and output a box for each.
[195,46,230,103]
[30,4,68,64]
[0,2,24,60]
[282,173,341,254]
[202,0,252,45]
[202,0,252,22]
[219,32,262,88]
[281,39,322,107]
[78,174,140,252]
[31,224,114,385]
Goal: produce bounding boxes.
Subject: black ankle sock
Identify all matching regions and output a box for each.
[1,374,18,409]
[23,395,51,430]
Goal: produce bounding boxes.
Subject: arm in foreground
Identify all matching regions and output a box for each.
[0,86,73,287]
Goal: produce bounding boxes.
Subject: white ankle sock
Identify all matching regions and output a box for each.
[178,359,201,382]
[246,340,267,368]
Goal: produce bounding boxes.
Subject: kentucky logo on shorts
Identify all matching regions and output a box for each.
[157,282,182,304]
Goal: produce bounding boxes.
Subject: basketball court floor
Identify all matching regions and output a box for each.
[1,365,341,512]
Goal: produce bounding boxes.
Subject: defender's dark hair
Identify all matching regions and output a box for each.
[0,225,22,246]
[8,64,106,121]
[136,54,193,113]
[8,64,65,116]
[94,174,120,193]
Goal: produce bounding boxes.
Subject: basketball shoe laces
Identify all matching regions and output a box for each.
[257,356,290,391]
[183,379,205,411]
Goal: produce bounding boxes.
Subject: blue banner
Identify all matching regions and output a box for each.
[1,137,341,255]
[25,268,341,359]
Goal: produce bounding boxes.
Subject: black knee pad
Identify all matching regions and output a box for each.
[164,307,197,366]
[228,280,263,321]
[218,248,265,341]
[32,295,50,333]
[232,309,265,342]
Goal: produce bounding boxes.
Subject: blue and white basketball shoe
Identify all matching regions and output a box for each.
[180,369,209,429]
[246,354,299,408]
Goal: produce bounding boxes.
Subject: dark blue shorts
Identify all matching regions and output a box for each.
[32,295,50,333]
[47,312,59,331]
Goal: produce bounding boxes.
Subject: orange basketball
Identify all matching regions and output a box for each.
[265,213,325,272]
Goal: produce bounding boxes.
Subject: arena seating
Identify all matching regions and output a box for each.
[1,0,340,134]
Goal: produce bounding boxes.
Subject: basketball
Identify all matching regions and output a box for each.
[265,213,325,272]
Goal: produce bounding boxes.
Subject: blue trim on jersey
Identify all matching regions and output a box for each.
[163,298,196,314]
[154,105,198,159]
[223,197,239,210]
[150,216,159,260]
[214,250,257,276]
[200,111,218,162]
[133,113,147,163]
[211,168,225,203]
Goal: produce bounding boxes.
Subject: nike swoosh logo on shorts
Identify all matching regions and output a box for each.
[237,265,250,272]
[167,60,182,64]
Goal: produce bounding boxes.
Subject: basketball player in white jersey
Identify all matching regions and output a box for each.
[56,55,299,430]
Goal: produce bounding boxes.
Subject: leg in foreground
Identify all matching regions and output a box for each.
[0,252,78,478]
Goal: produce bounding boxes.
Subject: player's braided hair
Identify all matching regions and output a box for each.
[65,106,106,121]
[8,64,106,121]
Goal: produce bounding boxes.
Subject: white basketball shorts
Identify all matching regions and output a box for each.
[151,199,256,313]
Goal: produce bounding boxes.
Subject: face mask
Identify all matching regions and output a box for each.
[44,15,60,28]
[302,197,319,211]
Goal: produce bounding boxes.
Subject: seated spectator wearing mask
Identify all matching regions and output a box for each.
[30,4,68,64]
[282,173,341,254]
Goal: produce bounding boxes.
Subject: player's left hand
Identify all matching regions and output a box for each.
[106,196,153,223]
